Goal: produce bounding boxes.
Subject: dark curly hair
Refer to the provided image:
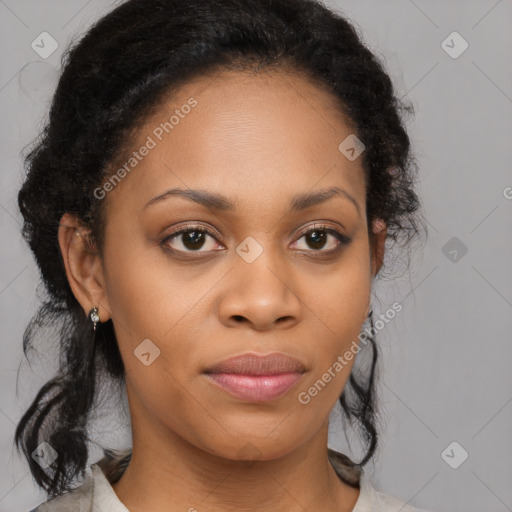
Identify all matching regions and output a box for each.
[15,0,426,498]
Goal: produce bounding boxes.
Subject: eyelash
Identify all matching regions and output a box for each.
[159,223,351,258]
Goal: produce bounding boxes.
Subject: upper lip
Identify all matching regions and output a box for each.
[205,352,306,375]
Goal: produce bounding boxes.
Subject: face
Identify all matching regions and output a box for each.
[61,68,386,462]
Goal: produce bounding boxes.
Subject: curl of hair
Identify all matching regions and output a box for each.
[15,0,426,496]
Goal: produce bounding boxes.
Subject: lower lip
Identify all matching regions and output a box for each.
[205,372,304,401]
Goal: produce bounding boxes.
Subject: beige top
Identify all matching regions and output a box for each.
[30,450,428,512]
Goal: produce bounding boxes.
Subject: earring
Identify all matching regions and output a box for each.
[89,307,100,332]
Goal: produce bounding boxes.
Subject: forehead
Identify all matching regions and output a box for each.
[103,68,366,215]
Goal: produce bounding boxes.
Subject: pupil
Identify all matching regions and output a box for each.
[183,231,205,250]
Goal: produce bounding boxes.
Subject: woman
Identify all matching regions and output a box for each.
[16,0,429,510]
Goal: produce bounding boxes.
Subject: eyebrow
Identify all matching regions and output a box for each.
[143,186,360,217]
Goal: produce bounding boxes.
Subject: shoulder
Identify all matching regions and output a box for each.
[28,465,96,512]
[373,488,430,511]
[327,449,430,512]
[359,472,431,512]
[29,463,129,512]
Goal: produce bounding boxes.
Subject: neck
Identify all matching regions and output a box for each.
[110,422,359,512]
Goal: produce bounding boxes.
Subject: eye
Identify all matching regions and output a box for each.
[291,224,351,253]
[159,222,351,257]
[160,225,223,254]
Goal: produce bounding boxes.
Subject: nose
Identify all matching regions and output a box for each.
[217,253,302,331]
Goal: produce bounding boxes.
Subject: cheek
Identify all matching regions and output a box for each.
[100,239,221,392]
[293,249,371,392]
[101,236,209,341]
[298,250,371,345]
[322,269,371,338]
[102,246,208,439]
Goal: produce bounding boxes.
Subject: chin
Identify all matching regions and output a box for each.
[196,429,309,464]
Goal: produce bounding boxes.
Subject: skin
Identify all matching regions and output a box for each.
[58,68,387,512]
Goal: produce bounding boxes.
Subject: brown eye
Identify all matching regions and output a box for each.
[304,229,328,250]
[292,225,351,253]
[161,226,222,253]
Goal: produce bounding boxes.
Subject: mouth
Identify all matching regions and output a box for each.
[203,352,306,402]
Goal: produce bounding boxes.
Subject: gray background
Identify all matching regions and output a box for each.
[1,1,511,511]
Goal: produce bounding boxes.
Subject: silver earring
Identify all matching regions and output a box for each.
[89,307,100,332]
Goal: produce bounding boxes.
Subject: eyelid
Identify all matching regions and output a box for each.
[295,222,346,238]
[161,221,221,237]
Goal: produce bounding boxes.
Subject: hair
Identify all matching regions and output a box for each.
[15,0,426,498]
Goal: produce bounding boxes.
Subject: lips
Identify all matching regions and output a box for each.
[206,352,306,375]
[204,352,306,402]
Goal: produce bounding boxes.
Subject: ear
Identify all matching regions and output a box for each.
[362,218,387,319]
[58,212,112,324]
[370,217,387,278]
